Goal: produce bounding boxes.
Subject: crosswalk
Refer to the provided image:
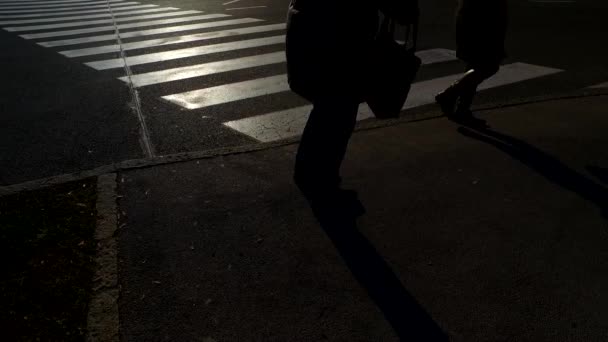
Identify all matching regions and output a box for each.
[1,0,565,145]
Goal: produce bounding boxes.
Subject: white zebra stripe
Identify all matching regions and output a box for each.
[20,13,230,39]
[121,51,286,87]
[0,0,120,6]
[122,48,456,88]
[0,4,156,18]
[415,48,457,65]
[164,74,286,109]
[5,10,201,31]
[0,7,177,24]
[224,105,375,143]
[38,18,262,47]
[589,81,608,89]
[0,0,125,9]
[161,49,460,109]
[85,35,285,70]
[60,23,286,57]
[223,63,563,142]
[0,2,139,14]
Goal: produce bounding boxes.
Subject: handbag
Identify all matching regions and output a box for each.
[366,16,421,119]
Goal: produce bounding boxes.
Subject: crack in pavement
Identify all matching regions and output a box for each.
[105,0,155,158]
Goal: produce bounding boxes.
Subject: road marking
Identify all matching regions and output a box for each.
[589,81,608,89]
[0,0,122,5]
[4,10,201,31]
[222,0,241,5]
[0,2,139,14]
[0,1,567,150]
[162,49,459,109]
[0,7,176,24]
[223,63,563,142]
[0,0,122,6]
[414,48,456,65]
[121,51,286,87]
[60,23,286,57]
[39,17,262,47]
[402,63,562,108]
[224,105,373,143]
[20,13,230,39]
[85,35,284,70]
[164,74,286,109]
[0,0,126,9]
[226,6,268,11]
[0,4,157,18]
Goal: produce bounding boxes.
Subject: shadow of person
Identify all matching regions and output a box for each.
[587,165,608,185]
[301,189,449,341]
[457,126,608,219]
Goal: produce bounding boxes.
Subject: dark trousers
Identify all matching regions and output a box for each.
[294,96,360,194]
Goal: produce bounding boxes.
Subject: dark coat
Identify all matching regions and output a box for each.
[286,0,419,102]
[285,1,379,102]
[456,0,508,67]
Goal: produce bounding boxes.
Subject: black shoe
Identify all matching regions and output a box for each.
[435,89,458,116]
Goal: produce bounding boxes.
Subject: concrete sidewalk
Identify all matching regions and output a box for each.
[116,96,608,341]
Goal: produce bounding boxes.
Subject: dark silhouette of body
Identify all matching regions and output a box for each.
[285,1,448,340]
[436,0,508,125]
[286,1,415,206]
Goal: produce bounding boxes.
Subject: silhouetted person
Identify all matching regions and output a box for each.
[286,3,449,340]
[286,1,416,215]
[436,0,508,125]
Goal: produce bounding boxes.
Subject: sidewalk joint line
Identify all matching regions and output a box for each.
[0,91,607,197]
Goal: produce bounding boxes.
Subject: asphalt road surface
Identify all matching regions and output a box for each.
[1,0,607,185]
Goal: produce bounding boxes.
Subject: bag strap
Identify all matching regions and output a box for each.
[378,15,394,37]
[404,15,419,51]
[378,12,419,51]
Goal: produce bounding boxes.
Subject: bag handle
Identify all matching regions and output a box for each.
[378,14,419,51]
[405,16,418,51]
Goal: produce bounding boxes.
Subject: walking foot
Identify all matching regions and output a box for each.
[435,89,458,116]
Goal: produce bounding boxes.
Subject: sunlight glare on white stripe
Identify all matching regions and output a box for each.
[85,35,285,70]
[122,52,286,87]
[161,49,459,109]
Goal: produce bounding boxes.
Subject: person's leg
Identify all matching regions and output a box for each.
[437,63,499,127]
[435,81,460,116]
[454,63,499,113]
[294,96,360,197]
[435,66,476,116]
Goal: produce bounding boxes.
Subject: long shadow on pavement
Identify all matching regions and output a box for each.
[587,165,608,186]
[305,197,449,341]
[458,126,608,219]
